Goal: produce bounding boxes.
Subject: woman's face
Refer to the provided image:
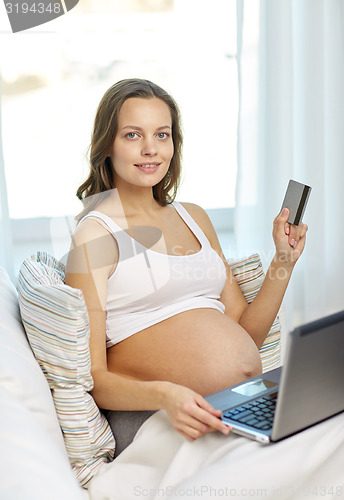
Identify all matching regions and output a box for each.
[110,97,174,192]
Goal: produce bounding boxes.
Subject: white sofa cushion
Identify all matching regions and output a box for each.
[0,387,88,500]
[0,267,65,449]
[17,252,115,487]
[0,267,86,499]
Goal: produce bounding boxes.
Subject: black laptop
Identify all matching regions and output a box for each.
[205,310,344,444]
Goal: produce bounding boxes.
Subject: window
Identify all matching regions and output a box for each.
[1,0,238,220]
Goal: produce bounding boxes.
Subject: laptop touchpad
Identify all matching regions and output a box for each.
[232,379,278,397]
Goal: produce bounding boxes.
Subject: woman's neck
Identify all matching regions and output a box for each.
[105,185,162,220]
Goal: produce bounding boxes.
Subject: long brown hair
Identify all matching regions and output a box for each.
[76,79,183,222]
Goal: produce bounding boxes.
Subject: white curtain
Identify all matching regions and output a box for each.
[0,83,13,281]
[235,0,344,332]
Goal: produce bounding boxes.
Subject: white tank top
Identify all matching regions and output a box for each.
[81,202,226,348]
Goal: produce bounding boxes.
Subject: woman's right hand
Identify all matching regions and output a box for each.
[161,382,231,441]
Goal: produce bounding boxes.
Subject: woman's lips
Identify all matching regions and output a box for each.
[135,163,161,173]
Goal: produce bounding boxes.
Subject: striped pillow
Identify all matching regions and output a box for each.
[228,254,282,372]
[17,252,115,488]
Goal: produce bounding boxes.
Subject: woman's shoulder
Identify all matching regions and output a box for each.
[74,215,110,244]
[177,201,205,216]
[72,215,118,259]
[177,201,224,256]
[177,201,211,223]
[177,201,216,238]
[67,216,118,275]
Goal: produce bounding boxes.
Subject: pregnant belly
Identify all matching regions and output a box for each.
[106,308,262,396]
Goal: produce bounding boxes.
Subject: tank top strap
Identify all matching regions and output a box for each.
[172,201,211,248]
[80,210,138,257]
[81,210,124,232]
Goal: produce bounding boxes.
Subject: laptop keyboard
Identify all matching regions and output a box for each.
[222,395,277,431]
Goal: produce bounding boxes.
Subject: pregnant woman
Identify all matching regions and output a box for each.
[65,78,307,454]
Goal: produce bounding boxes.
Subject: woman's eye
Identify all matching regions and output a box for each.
[157,132,169,139]
[126,132,138,139]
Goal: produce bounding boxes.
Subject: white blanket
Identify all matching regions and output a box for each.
[88,410,344,500]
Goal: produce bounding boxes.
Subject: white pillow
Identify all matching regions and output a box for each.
[17,252,115,488]
[0,267,66,450]
[0,387,88,500]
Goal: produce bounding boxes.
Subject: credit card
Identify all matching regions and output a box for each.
[281,179,311,226]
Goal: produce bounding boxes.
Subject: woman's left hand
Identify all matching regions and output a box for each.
[273,208,308,266]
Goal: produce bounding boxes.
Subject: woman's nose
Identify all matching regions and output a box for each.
[141,138,157,156]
